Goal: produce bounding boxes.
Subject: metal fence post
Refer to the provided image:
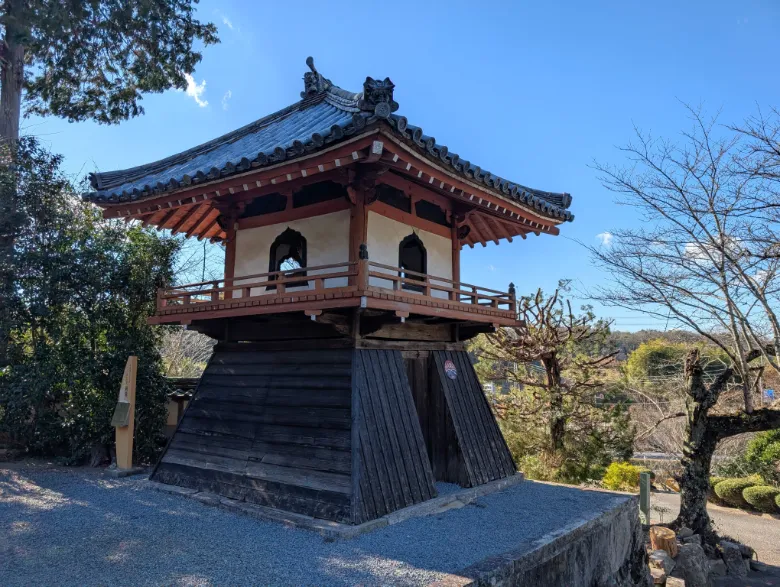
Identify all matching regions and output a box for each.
[639,471,651,524]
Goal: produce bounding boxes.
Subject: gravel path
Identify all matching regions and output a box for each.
[1,463,628,586]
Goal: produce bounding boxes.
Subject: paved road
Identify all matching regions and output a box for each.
[651,491,780,586]
[650,491,780,565]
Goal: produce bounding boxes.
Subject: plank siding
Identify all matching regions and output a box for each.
[151,346,354,522]
[151,345,512,525]
[351,349,437,524]
[431,351,516,487]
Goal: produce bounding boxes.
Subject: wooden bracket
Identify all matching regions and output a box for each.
[365,140,384,163]
[305,309,323,321]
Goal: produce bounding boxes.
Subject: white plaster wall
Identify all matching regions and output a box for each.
[233,210,350,295]
[366,211,452,299]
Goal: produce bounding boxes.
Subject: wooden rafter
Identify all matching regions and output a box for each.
[485,216,512,243]
[155,207,179,231]
[197,214,221,241]
[473,214,499,246]
[377,140,560,235]
[468,219,488,247]
[186,206,217,239]
[170,204,202,235]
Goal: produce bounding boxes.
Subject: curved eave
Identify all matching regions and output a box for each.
[85,88,572,226]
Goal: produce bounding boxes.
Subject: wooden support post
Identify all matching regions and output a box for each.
[114,356,137,470]
[224,221,237,290]
[357,244,369,290]
[451,221,461,301]
[348,182,368,286]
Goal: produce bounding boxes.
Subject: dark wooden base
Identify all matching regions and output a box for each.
[152,341,516,524]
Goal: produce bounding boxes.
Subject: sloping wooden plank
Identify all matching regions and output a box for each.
[353,350,398,516]
[446,351,492,484]
[432,350,515,486]
[351,349,436,524]
[432,352,482,486]
[366,350,414,508]
[386,351,437,502]
[455,350,516,475]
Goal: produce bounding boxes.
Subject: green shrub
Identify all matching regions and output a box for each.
[709,476,727,505]
[744,430,780,487]
[776,493,780,510]
[742,486,780,513]
[714,477,762,508]
[603,462,643,491]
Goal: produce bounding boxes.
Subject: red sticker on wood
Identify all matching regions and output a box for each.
[444,359,458,380]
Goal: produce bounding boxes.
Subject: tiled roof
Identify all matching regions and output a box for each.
[86,58,573,222]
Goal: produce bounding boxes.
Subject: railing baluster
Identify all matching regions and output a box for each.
[314,278,324,291]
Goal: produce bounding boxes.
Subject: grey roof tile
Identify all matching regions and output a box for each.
[86,59,572,222]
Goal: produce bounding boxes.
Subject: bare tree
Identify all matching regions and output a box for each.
[160,327,215,377]
[589,107,780,541]
[475,284,633,478]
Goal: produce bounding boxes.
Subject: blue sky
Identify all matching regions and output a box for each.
[25,1,779,331]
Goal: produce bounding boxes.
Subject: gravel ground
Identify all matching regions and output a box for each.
[0,462,628,586]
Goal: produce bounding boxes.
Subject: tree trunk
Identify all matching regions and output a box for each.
[676,418,719,539]
[0,18,24,144]
[543,355,565,452]
[674,349,721,541]
[674,350,780,542]
[0,5,24,367]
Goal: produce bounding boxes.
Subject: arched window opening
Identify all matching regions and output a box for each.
[399,233,427,293]
[268,227,307,290]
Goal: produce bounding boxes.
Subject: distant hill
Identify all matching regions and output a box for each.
[605,330,705,361]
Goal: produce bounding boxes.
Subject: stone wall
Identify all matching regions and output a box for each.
[455,495,651,587]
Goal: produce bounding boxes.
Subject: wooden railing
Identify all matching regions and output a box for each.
[366,261,516,312]
[157,261,357,309]
[155,259,517,316]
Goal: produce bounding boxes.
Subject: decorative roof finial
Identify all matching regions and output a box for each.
[358,77,399,119]
[301,56,332,98]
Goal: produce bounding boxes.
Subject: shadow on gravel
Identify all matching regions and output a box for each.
[2,465,631,586]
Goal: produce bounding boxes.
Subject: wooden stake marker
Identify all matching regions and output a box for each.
[109,356,143,477]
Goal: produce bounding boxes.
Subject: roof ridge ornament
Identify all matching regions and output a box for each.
[358,77,399,119]
[301,56,332,97]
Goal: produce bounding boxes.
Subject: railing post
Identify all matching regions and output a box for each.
[358,244,369,290]
[157,288,166,309]
[211,280,220,302]
[509,282,517,313]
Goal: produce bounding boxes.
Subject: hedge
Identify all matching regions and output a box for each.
[743,486,780,513]
[714,477,762,508]
[708,476,727,506]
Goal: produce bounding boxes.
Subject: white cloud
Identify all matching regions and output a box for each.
[487,264,496,272]
[596,232,613,247]
[222,15,234,30]
[183,73,208,107]
[221,90,232,111]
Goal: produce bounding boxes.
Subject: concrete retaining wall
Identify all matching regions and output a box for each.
[452,494,651,587]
